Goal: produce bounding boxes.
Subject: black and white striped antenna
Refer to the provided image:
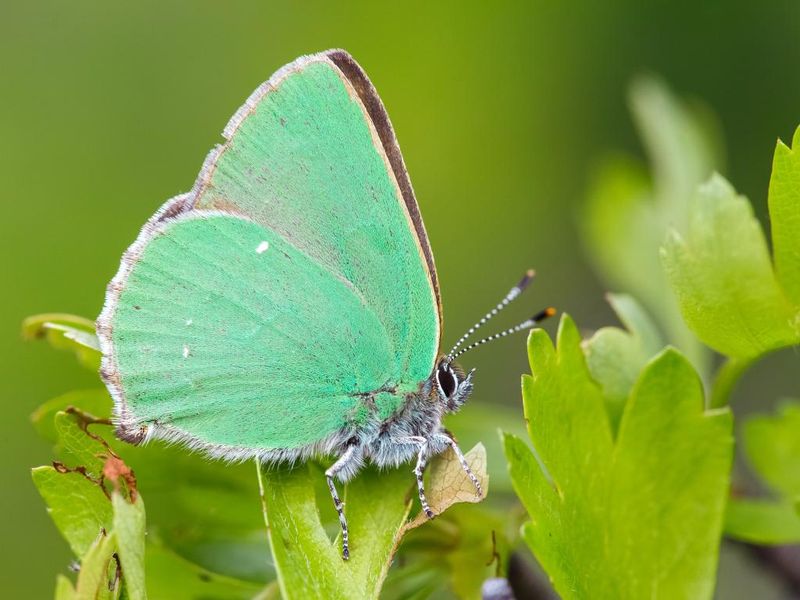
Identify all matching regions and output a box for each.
[445,270,555,363]
[448,307,556,361]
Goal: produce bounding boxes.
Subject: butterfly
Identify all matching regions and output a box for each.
[97,49,553,559]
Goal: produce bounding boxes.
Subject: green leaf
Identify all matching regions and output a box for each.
[724,498,800,545]
[582,77,721,374]
[388,503,513,600]
[743,401,800,498]
[445,402,527,494]
[45,402,270,584]
[125,442,274,584]
[54,574,76,600]
[768,126,800,305]
[41,399,272,585]
[504,315,733,600]
[583,294,663,430]
[390,455,506,600]
[54,410,110,478]
[382,560,447,600]
[112,492,146,600]
[74,530,118,600]
[435,505,508,600]
[144,539,266,600]
[32,465,113,557]
[629,77,724,222]
[257,446,486,600]
[257,462,413,600]
[22,313,101,370]
[662,174,799,359]
[32,389,112,443]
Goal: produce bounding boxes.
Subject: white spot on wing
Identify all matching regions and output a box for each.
[185,319,193,326]
[256,241,270,254]
[183,344,190,359]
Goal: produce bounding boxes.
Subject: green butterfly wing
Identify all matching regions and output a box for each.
[98,51,440,454]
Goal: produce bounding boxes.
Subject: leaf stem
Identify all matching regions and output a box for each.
[709,356,753,408]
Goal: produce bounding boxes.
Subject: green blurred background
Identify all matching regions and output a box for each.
[2,1,799,597]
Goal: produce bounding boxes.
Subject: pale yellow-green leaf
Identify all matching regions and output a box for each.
[22,313,101,370]
[768,125,800,305]
[32,389,111,443]
[583,294,663,430]
[405,444,488,530]
[32,465,112,557]
[505,315,733,599]
[112,492,147,600]
[74,531,118,600]
[54,574,76,600]
[582,76,721,375]
[662,174,798,358]
[54,410,110,478]
[724,498,800,545]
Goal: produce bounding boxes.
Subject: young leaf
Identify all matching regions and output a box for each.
[504,315,733,599]
[662,174,798,359]
[54,574,76,600]
[74,530,118,600]
[32,389,112,443]
[390,482,509,599]
[112,492,147,600]
[388,502,513,600]
[257,463,412,600]
[582,77,721,374]
[32,465,113,557]
[22,313,101,370]
[768,126,800,305]
[144,539,266,600]
[125,442,274,584]
[54,410,110,478]
[744,401,800,498]
[257,446,487,600]
[724,499,800,545]
[583,294,663,430]
[725,401,800,544]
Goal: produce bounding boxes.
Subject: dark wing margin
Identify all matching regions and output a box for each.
[326,50,442,319]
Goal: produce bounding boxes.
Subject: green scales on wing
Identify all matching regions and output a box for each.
[102,53,441,451]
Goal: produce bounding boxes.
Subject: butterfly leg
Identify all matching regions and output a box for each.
[434,432,483,499]
[414,442,436,519]
[325,444,359,560]
[393,435,436,519]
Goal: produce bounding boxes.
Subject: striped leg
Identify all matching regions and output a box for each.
[438,433,483,498]
[414,443,435,519]
[325,445,358,560]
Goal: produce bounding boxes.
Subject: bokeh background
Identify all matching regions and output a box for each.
[2,2,799,597]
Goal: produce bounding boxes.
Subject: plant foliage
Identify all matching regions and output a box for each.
[504,316,733,599]
[25,75,800,600]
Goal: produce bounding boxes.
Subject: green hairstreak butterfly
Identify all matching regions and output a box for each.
[97,49,554,559]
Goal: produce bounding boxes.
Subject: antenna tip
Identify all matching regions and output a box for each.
[531,307,557,322]
[516,269,537,292]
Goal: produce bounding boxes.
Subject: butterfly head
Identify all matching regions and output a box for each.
[434,360,474,413]
[433,270,556,414]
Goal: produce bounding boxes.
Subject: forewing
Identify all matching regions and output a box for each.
[191,50,440,388]
[100,212,393,451]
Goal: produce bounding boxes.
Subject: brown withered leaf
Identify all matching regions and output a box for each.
[103,455,139,501]
[404,442,489,531]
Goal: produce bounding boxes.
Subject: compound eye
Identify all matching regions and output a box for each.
[436,364,458,398]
